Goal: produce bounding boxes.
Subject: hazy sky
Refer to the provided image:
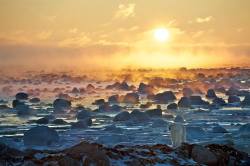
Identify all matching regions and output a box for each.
[0,0,250,70]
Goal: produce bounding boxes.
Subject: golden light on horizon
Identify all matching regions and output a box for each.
[153,28,170,42]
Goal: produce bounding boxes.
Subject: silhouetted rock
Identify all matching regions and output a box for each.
[178,97,191,108]
[23,126,59,146]
[189,96,208,106]
[106,81,133,91]
[52,119,68,125]
[130,110,149,121]
[15,92,29,100]
[108,95,120,103]
[12,99,24,108]
[16,104,33,116]
[113,111,130,121]
[53,98,71,113]
[191,145,218,165]
[138,83,154,94]
[153,91,176,104]
[167,103,178,110]
[226,87,239,96]
[36,117,49,124]
[93,99,105,105]
[71,118,92,129]
[71,87,80,94]
[212,97,226,106]
[29,97,40,103]
[206,89,217,99]
[76,109,91,120]
[140,102,153,108]
[228,95,241,103]
[145,108,162,117]
[123,93,139,104]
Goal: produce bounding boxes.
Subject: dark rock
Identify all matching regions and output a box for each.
[174,115,185,123]
[228,95,241,103]
[140,102,153,109]
[108,95,120,103]
[167,103,178,110]
[130,110,150,121]
[24,126,59,146]
[53,98,71,113]
[189,96,209,106]
[153,91,176,104]
[145,108,162,117]
[16,104,33,116]
[226,87,239,96]
[76,109,91,120]
[12,99,24,108]
[15,92,29,100]
[93,99,105,105]
[123,93,139,104]
[113,111,131,121]
[206,89,217,99]
[52,119,68,125]
[138,83,154,94]
[29,97,40,103]
[191,145,218,165]
[71,118,92,129]
[36,117,49,124]
[178,97,191,108]
[212,97,226,106]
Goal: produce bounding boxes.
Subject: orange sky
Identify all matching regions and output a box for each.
[0,0,250,70]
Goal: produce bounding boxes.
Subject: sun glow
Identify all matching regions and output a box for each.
[154,28,170,42]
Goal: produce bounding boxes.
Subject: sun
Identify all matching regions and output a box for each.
[154,28,170,42]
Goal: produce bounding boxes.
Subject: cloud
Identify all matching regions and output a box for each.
[196,16,213,23]
[37,31,52,40]
[114,3,136,19]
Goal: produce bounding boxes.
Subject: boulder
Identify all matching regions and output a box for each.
[53,98,71,113]
[113,111,131,121]
[76,109,91,120]
[36,117,49,124]
[178,97,191,108]
[71,118,92,129]
[52,119,68,125]
[206,89,217,99]
[130,110,150,121]
[12,100,24,108]
[189,96,208,106]
[123,93,139,104]
[29,98,40,103]
[145,108,162,117]
[138,83,154,94]
[228,95,240,103]
[16,104,33,116]
[212,97,226,106]
[167,103,178,110]
[93,99,105,105]
[15,92,29,100]
[108,95,120,103]
[191,145,218,165]
[23,126,59,146]
[212,126,228,133]
[226,87,239,96]
[153,91,176,104]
